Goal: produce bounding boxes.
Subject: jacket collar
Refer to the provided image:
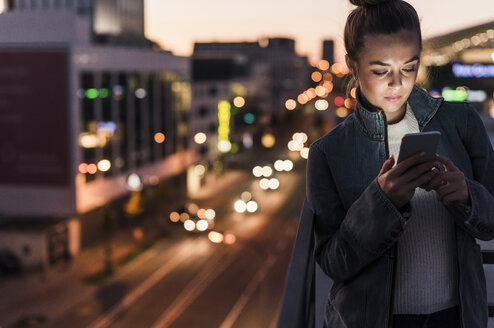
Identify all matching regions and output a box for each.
[354,85,444,140]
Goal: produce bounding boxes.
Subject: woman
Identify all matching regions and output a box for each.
[306,0,494,327]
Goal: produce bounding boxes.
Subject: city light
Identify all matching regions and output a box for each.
[350,87,357,98]
[86,88,99,99]
[197,208,206,219]
[334,96,345,107]
[233,96,245,108]
[252,166,263,177]
[298,94,309,104]
[261,133,275,148]
[283,160,294,171]
[336,107,348,118]
[300,147,310,159]
[154,132,166,143]
[246,201,258,213]
[241,191,252,202]
[97,159,111,172]
[311,71,322,82]
[268,178,280,190]
[184,219,195,231]
[315,99,329,111]
[208,231,224,244]
[274,160,284,172]
[87,164,97,174]
[218,100,231,152]
[180,212,190,222]
[234,200,247,213]
[127,173,143,191]
[243,113,255,124]
[205,209,216,220]
[344,98,353,109]
[78,163,88,174]
[285,99,297,110]
[218,140,232,153]
[194,164,206,175]
[292,132,308,143]
[259,178,270,190]
[169,212,180,223]
[135,88,147,99]
[318,60,330,71]
[196,219,209,231]
[315,85,328,97]
[224,232,236,245]
[262,166,273,177]
[193,132,207,144]
[187,203,199,214]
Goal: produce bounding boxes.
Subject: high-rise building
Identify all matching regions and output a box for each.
[322,39,334,64]
[0,0,192,219]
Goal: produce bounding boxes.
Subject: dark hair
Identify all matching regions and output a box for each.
[344,0,422,61]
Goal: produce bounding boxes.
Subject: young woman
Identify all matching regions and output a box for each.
[306,0,494,327]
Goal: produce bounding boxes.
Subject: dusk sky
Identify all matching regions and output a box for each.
[145,0,494,64]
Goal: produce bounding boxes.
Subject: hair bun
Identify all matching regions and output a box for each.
[349,0,396,7]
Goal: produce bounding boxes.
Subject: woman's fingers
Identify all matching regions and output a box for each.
[435,154,457,172]
[379,155,395,175]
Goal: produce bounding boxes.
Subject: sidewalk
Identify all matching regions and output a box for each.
[0,169,247,328]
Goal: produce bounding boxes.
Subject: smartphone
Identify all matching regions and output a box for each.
[396,131,441,164]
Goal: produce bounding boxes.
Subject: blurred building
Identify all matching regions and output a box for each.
[322,39,334,65]
[190,38,311,161]
[0,0,193,219]
[421,21,494,117]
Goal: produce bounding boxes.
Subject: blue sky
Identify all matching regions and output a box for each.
[145,0,494,64]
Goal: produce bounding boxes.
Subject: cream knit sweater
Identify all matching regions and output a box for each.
[388,103,459,314]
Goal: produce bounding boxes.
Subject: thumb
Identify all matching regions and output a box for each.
[379,155,395,175]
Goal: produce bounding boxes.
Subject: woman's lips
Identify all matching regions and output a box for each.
[385,95,401,102]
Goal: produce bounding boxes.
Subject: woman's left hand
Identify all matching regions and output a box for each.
[423,154,471,205]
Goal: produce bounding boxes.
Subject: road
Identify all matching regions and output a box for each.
[42,159,306,328]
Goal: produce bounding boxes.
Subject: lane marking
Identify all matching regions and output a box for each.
[219,250,281,328]
[150,250,239,328]
[87,242,195,328]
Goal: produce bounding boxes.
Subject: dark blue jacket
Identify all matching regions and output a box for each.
[306,86,494,327]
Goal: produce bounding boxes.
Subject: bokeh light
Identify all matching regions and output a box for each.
[311,71,322,82]
[285,99,297,110]
[300,147,310,159]
[233,96,245,108]
[87,163,97,174]
[184,219,195,231]
[154,132,166,143]
[318,60,330,71]
[169,212,180,222]
[252,166,263,177]
[97,159,111,172]
[194,132,207,144]
[208,231,224,244]
[315,99,329,111]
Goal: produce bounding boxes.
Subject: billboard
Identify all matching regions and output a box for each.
[0,49,69,186]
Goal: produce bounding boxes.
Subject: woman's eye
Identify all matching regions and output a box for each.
[402,67,416,73]
[372,71,387,76]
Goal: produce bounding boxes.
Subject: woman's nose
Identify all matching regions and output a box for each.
[388,73,402,89]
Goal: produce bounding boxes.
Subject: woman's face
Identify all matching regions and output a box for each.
[346,30,421,123]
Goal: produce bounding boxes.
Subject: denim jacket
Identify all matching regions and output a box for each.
[307,85,494,328]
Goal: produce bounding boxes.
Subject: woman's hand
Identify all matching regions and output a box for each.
[424,154,470,205]
[378,152,437,208]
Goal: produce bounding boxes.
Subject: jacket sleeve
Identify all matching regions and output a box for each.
[307,143,409,283]
[447,104,494,241]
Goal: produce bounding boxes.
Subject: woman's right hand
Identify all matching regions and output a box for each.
[377,152,438,208]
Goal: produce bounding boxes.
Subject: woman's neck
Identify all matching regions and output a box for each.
[358,93,406,124]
